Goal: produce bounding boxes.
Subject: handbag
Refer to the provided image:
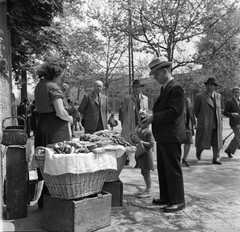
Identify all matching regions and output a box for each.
[1,116,28,146]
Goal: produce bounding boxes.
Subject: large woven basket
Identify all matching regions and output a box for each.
[35,153,107,199]
[105,152,127,182]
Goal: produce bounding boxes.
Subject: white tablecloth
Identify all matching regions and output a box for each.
[39,145,127,176]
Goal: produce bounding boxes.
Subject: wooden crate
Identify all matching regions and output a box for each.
[43,192,112,232]
[102,179,123,207]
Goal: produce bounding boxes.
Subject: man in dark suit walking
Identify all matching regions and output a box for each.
[141,57,186,213]
[79,80,108,134]
[223,86,240,158]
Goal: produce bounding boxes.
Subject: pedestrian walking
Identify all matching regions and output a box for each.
[182,96,196,167]
[194,77,223,165]
[34,56,73,209]
[141,56,186,213]
[79,80,108,134]
[223,86,240,158]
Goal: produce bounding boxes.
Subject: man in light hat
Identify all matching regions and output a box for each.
[141,57,186,213]
[223,86,240,158]
[194,77,223,164]
[121,79,148,141]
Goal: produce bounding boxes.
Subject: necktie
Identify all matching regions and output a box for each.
[98,94,101,104]
[211,94,216,108]
[135,95,140,126]
[160,85,164,95]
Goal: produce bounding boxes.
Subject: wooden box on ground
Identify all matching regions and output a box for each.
[5,147,28,219]
[43,192,112,232]
[102,179,123,207]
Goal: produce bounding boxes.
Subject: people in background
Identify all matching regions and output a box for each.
[223,86,240,158]
[118,102,124,128]
[67,99,78,137]
[17,98,31,137]
[74,101,83,131]
[121,79,148,165]
[34,56,73,209]
[181,96,196,167]
[121,79,148,141]
[108,113,118,130]
[194,77,223,165]
[30,100,38,136]
[79,80,108,134]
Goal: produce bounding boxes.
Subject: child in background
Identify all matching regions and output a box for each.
[108,113,118,130]
[129,109,155,198]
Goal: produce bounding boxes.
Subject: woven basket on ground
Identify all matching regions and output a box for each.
[105,152,127,182]
[35,153,107,199]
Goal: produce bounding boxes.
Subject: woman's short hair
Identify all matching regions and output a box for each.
[37,56,66,80]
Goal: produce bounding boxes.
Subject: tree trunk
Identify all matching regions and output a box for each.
[20,69,28,101]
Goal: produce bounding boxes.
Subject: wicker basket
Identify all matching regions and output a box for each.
[1,116,27,146]
[35,153,107,199]
[105,152,127,182]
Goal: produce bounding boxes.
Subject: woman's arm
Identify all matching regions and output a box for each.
[141,130,154,148]
[53,98,73,124]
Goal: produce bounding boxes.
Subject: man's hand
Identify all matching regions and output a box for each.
[139,114,153,128]
[232,113,239,117]
[131,134,141,143]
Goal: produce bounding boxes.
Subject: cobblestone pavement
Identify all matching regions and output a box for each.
[2,118,240,232]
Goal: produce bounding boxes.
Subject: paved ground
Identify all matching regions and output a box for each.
[1,118,240,232]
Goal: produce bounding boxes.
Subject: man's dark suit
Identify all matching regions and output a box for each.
[79,91,108,134]
[152,79,185,204]
[223,97,240,154]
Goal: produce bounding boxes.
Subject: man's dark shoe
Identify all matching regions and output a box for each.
[152,198,169,206]
[225,151,233,158]
[196,152,201,160]
[163,202,185,213]
[212,160,222,165]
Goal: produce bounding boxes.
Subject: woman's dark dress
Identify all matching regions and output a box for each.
[34,79,70,208]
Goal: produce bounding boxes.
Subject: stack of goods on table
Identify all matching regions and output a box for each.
[79,130,136,182]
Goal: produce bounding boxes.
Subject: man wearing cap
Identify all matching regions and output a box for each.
[194,77,223,164]
[223,86,240,158]
[121,79,148,141]
[141,57,186,213]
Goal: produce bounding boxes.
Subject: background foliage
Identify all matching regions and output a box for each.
[6,0,240,111]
